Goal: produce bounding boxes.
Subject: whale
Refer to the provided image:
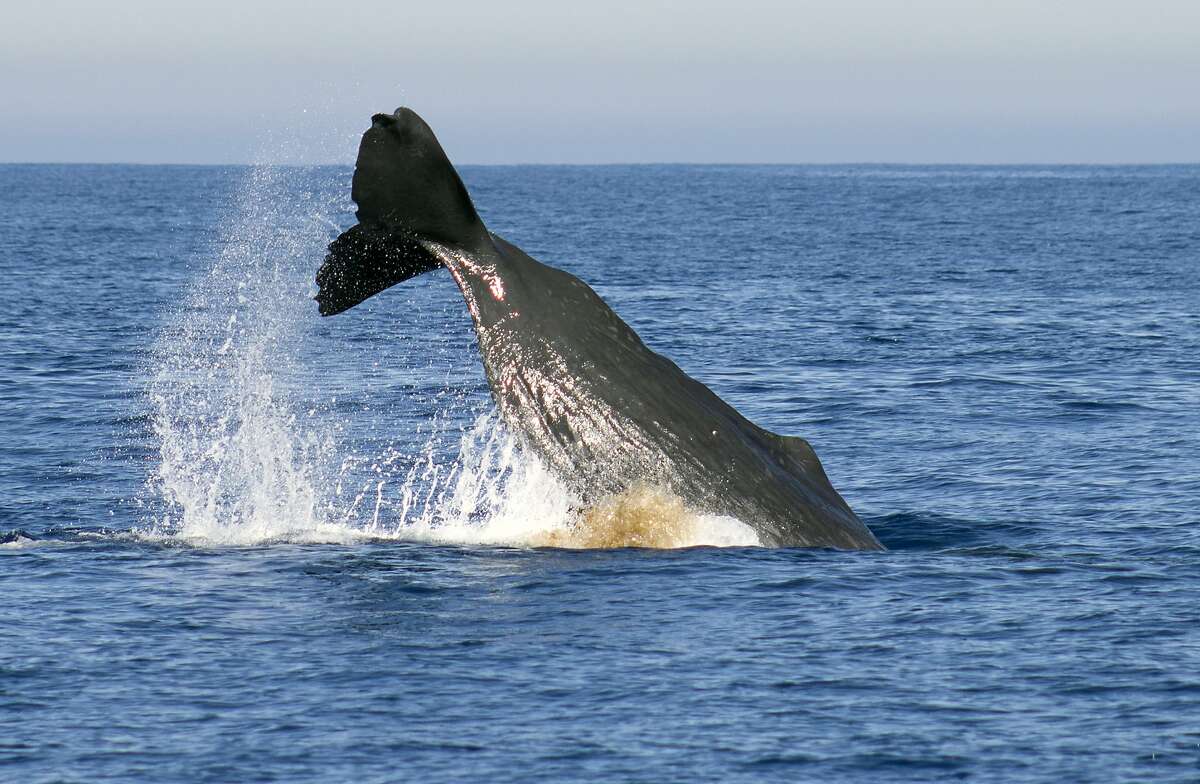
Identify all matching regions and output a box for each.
[316,107,883,550]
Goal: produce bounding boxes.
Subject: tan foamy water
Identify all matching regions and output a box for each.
[533,485,749,549]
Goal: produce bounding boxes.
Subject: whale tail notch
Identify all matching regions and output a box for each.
[316,107,489,316]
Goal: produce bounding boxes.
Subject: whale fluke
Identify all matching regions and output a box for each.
[351,108,488,248]
[316,108,489,316]
[316,107,884,550]
[316,225,437,316]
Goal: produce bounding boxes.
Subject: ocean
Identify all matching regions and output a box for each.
[2,162,1198,782]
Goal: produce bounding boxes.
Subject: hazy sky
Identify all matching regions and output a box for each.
[3,0,1198,163]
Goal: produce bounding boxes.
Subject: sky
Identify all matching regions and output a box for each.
[2,0,1198,164]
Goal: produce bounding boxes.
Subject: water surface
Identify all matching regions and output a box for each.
[2,163,1198,782]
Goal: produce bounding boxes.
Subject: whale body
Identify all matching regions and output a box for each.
[316,107,882,550]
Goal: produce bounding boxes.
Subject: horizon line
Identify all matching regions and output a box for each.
[2,160,1198,168]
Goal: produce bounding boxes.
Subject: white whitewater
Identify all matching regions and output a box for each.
[145,166,760,549]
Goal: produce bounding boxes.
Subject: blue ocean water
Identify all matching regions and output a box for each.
[2,162,1199,782]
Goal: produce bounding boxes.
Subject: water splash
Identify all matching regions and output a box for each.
[147,166,342,545]
[370,412,759,548]
[144,166,759,549]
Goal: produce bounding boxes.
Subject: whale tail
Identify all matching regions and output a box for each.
[315,225,439,316]
[316,107,490,316]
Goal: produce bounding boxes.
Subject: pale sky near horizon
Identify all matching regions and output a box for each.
[2,0,1198,164]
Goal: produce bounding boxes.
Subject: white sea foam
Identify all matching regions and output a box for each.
[1,534,46,550]
[145,166,760,550]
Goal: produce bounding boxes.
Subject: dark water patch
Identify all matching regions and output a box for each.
[868,512,1044,552]
[1057,399,1160,412]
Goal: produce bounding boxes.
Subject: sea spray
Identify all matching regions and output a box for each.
[144,165,759,549]
[147,166,343,544]
[143,164,554,546]
[393,411,580,545]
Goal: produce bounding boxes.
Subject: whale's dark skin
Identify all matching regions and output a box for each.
[316,108,883,550]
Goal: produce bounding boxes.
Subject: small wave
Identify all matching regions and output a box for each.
[0,528,120,550]
[133,521,388,548]
[906,374,1035,389]
[0,530,39,549]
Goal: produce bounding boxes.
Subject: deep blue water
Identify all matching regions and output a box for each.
[2,162,1199,782]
